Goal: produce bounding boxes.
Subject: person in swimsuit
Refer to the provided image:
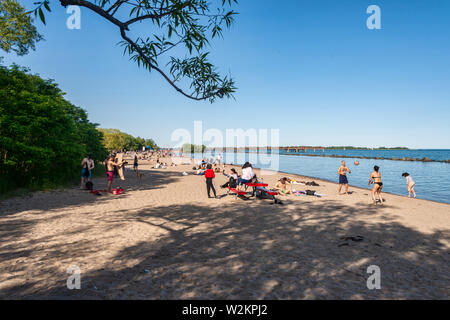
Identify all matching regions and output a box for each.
[106,155,120,193]
[402,172,416,198]
[337,160,351,195]
[369,165,384,205]
[80,155,90,189]
[274,177,293,196]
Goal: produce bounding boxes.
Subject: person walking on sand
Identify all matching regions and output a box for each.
[402,172,417,198]
[133,154,139,172]
[204,164,218,198]
[338,160,351,195]
[369,165,384,205]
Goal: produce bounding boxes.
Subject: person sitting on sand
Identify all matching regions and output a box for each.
[223,168,239,180]
[402,172,416,198]
[237,162,255,190]
[274,177,293,195]
[338,160,351,195]
[221,168,239,188]
[369,165,384,205]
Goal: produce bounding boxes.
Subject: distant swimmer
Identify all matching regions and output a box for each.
[369,165,384,205]
[354,160,360,166]
[338,160,351,195]
[402,172,416,198]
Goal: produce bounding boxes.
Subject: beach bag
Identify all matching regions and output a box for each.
[305,190,316,196]
[229,177,237,189]
[85,181,93,190]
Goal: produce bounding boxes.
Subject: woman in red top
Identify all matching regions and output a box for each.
[204,164,217,198]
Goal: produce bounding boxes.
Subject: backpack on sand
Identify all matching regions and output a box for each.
[85,181,94,191]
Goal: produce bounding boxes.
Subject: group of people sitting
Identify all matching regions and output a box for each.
[152,159,177,169]
[201,161,301,199]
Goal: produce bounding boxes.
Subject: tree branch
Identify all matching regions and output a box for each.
[124,1,192,27]
[59,0,128,30]
[119,27,217,101]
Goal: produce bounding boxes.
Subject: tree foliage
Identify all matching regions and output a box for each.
[182,143,205,154]
[97,128,158,151]
[29,0,238,102]
[0,0,44,56]
[0,63,108,193]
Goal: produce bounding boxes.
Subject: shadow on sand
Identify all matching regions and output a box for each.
[1,191,448,299]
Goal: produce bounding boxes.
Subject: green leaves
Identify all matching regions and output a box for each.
[21,0,238,102]
[30,1,51,25]
[97,128,158,151]
[0,0,44,56]
[168,52,236,102]
[0,63,108,193]
[118,0,238,102]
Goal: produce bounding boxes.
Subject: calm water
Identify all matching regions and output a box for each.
[279,149,450,161]
[189,150,450,204]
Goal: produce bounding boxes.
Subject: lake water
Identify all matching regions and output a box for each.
[188,150,450,204]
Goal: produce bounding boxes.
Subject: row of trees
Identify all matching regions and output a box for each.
[0,63,109,193]
[182,143,207,154]
[97,128,158,152]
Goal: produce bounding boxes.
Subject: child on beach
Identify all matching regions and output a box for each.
[204,164,218,198]
[402,172,416,198]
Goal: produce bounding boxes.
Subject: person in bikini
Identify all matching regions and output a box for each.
[369,165,384,205]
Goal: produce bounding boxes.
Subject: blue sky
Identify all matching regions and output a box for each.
[3,0,450,148]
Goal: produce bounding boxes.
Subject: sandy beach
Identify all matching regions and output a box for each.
[0,157,449,299]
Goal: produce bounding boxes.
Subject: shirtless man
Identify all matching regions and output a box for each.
[80,154,94,189]
[274,177,293,196]
[337,160,351,195]
[106,155,120,193]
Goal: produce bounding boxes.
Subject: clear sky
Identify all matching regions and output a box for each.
[3,0,450,148]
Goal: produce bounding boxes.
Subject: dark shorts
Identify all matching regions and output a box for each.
[81,168,91,178]
[339,174,348,184]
